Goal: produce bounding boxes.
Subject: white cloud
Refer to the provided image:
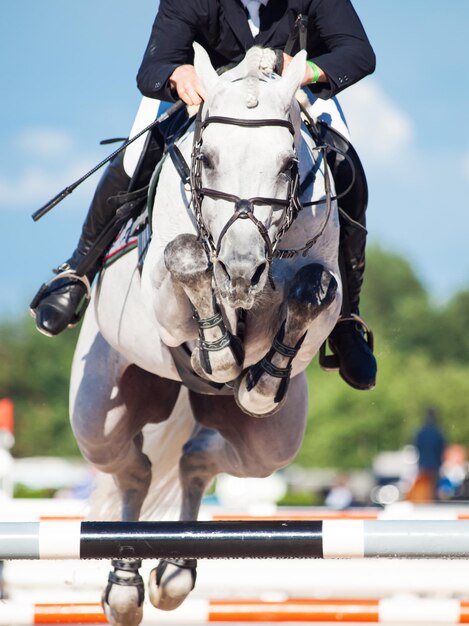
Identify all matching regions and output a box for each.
[0,157,99,210]
[0,127,102,210]
[16,127,74,159]
[339,79,415,165]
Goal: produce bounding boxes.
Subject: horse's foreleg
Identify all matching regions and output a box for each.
[236,263,338,416]
[164,234,244,383]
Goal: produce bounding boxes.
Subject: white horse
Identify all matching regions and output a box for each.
[70,45,342,626]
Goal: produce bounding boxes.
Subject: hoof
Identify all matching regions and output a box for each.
[102,559,144,626]
[234,321,302,418]
[102,591,143,626]
[148,559,197,611]
[235,371,284,417]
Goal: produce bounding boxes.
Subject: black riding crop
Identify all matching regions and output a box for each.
[31,99,185,222]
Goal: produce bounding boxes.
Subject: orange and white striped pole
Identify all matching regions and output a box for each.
[2,598,469,625]
[6,506,469,523]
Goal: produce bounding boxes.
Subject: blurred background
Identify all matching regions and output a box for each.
[0,1,468,507]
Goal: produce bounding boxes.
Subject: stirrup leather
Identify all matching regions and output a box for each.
[319,313,374,372]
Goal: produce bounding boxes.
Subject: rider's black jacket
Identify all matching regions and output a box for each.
[137,0,375,103]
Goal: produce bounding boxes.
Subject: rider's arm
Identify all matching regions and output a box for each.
[137,0,207,102]
[305,0,376,99]
[282,53,327,87]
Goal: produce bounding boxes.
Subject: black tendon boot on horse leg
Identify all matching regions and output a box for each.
[30,132,163,337]
[319,127,377,390]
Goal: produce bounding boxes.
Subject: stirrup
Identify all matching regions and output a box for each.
[29,264,92,326]
[319,313,374,372]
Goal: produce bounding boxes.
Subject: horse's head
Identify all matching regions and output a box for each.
[192,44,306,309]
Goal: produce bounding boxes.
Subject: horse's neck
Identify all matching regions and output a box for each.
[276,127,338,261]
[151,127,198,253]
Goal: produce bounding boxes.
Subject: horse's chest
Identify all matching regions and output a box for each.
[240,315,279,367]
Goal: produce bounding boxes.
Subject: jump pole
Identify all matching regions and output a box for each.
[3,598,469,625]
[3,520,469,560]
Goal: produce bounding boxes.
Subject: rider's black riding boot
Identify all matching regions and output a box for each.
[30,132,163,337]
[326,219,377,390]
[319,133,377,391]
[30,151,131,336]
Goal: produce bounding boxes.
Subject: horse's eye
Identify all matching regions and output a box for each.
[281,156,297,174]
[198,153,213,170]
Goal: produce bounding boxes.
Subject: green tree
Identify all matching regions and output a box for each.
[361,246,469,366]
[0,319,80,457]
[435,290,469,364]
[298,350,469,470]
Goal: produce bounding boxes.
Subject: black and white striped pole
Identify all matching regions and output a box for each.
[1,520,469,560]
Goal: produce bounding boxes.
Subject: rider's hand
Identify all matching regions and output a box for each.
[282,53,326,86]
[169,65,206,106]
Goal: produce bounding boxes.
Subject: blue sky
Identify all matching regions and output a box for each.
[1,1,468,319]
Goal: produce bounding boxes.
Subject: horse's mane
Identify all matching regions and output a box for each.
[244,47,277,108]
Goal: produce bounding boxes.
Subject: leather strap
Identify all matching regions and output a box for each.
[284,14,308,55]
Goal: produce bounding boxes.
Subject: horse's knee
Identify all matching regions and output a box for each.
[164,234,210,280]
[179,431,219,482]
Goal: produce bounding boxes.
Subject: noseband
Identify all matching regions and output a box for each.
[190,114,302,266]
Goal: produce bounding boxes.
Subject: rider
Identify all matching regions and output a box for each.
[30,0,377,391]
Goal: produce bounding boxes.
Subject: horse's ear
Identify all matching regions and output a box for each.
[193,43,219,96]
[277,50,307,108]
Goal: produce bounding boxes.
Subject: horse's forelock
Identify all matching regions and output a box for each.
[244,47,276,109]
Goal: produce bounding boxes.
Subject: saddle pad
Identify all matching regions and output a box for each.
[103,220,138,268]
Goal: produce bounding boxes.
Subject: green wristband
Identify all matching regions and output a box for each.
[307,60,320,84]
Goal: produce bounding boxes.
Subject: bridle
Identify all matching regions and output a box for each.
[189,104,352,275]
[190,113,303,268]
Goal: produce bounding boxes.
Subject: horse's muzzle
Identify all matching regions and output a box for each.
[214,258,268,309]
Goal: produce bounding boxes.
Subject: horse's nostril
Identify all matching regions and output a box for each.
[251,263,266,287]
[218,260,231,281]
